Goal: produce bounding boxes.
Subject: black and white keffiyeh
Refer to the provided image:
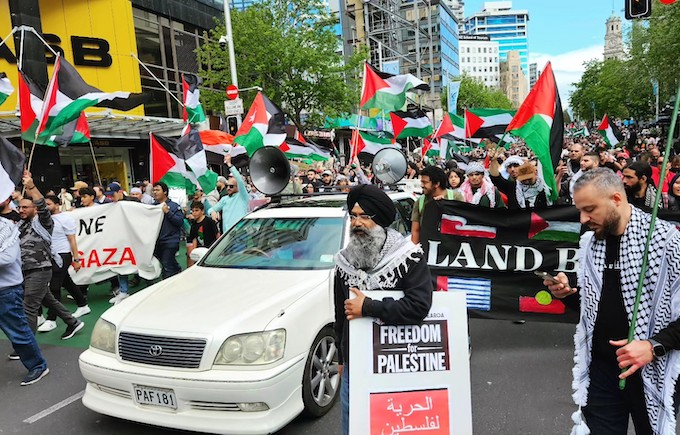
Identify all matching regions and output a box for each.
[573,205,680,435]
[335,228,423,291]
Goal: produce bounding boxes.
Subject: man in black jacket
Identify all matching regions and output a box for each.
[333,185,433,435]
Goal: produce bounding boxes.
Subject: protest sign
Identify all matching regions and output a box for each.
[349,292,472,435]
[67,201,163,284]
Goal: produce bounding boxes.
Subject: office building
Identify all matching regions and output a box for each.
[459,35,500,88]
[463,1,529,77]
[499,50,527,108]
[529,62,537,88]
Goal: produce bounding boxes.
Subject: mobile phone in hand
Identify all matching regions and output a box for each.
[534,271,561,284]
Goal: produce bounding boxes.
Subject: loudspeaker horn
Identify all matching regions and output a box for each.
[249,146,291,195]
[373,148,408,184]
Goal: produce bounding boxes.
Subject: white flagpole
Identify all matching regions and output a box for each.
[131,52,184,107]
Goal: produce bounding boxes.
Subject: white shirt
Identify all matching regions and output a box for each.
[51,212,77,254]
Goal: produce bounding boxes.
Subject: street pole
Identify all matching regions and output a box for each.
[223,0,238,88]
[427,0,435,107]
[414,0,421,79]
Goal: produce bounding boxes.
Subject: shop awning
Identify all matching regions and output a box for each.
[0,110,185,140]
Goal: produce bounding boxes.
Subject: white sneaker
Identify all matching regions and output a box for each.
[109,293,129,304]
[37,320,57,333]
[72,305,91,318]
[37,315,46,327]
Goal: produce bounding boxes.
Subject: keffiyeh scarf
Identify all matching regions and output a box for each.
[515,176,552,208]
[459,178,496,207]
[573,206,680,435]
[335,228,423,291]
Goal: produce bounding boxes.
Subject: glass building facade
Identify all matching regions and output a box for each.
[464,5,529,76]
[439,2,460,89]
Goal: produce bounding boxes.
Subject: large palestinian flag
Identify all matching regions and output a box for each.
[597,115,623,147]
[35,56,147,140]
[390,106,433,139]
[506,62,564,201]
[198,129,248,167]
[465,108,515,139]
[360,62,429,112]
[233,92,287,156]
[0,136,25,201]
[18,68,89,146]
[182,73,206,124]
[435,112,466,141]
[280,131,330,162]
[0,72,13,106]
[150,129,218,193]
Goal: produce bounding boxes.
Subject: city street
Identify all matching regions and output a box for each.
[1,317,582,435]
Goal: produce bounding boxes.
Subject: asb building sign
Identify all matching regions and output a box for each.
[0,0,144,116]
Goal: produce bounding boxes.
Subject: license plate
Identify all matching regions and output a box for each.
[133,385,177,409]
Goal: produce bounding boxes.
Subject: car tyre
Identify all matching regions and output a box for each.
[302,326,340,417]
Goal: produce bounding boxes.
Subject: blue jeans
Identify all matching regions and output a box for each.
[155,243,181,279]
[119,275,129,294]
[0,285,47,372]
[341,365,349,435]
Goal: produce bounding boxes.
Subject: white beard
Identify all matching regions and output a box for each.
[344,225,386,271]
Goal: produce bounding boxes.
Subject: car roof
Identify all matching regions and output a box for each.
[246,191,415,220]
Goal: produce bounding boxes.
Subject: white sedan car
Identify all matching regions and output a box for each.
[79,192,416,435]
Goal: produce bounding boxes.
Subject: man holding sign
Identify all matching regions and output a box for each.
[333,185,433,435]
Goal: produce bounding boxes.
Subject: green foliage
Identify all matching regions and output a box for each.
[570,1,680,122]
[442,75,513,114]
[196,0,364,128]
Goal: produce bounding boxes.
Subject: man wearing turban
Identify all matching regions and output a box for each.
[333,185,433,435]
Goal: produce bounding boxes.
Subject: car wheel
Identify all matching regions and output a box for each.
[302,326,340,417]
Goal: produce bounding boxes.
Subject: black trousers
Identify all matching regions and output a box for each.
[47,253,87,320]
[582,356,652,435]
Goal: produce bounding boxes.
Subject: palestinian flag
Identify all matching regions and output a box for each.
[198,130,249,168]
[436,112,466,141]
[280,131,330,162]
[233,92,286,156]
[390,107,433,139]
[465,108,515,139]
[150,130,218,194]
[18,69,88,147]
[506,62,564,201]
[0,72,13,106]
[35,56,147,140]
[597,115,623,147]
[571,126,589,138]
[0,136,25,201]
[422,137,443,158]
[360,62,429,112]
[528,212,580,243]
[182,73,206,124]
[350,130,400,160]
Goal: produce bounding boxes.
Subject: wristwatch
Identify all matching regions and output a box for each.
[648,339,666,359]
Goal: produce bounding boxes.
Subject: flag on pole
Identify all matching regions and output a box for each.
[447,81,461,113]
[0,72,13,106]
[52,113,90,146]
[33,57,147,140]
[597,114,623,147]
[360,62,429,112]
[435,112,466,141]
[465,108,516,139]
[352,130,400,159]
[280,131,331,162]
[182,73,206,124]
[390,106,434,139]
[506,62,564,201]
[233,92,287,156]
[180,126,218,192]
[0,136,25,201]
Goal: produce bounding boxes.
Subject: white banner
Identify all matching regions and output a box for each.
[349,292,472,435]
[67,202,164,285]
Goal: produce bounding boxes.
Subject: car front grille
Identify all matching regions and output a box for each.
[118,332,206,368]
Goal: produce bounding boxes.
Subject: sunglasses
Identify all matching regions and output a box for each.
[226,184,236,188]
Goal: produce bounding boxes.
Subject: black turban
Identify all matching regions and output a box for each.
[346,184,396,228]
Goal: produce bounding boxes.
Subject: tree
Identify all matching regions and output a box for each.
[196,0,365,128]
[443,75,513,114]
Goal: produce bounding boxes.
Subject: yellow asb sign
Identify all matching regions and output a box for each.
[0,0,143,116]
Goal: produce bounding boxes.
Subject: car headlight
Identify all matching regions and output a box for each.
[214,329,286,365]
[90,318,116,353]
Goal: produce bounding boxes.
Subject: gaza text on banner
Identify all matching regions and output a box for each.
[421,200,680,323]
[67,202,163,285]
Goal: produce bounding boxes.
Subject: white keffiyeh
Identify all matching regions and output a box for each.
[572,206,680,435]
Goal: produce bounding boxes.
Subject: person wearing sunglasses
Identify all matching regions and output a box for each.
[210,154,249,235]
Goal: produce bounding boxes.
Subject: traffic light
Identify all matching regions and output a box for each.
[625,0,652,19]
[227,116,238,136]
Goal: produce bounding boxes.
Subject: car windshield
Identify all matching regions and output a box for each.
[202,217,344,270]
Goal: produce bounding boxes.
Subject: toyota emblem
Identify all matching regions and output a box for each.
[149,345,163,357]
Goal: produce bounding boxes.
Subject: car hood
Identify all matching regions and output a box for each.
[118,266,331,336]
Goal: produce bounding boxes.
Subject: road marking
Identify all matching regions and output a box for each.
[23,390,85,424]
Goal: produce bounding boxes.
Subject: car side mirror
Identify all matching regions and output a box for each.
[190,247,209,263]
